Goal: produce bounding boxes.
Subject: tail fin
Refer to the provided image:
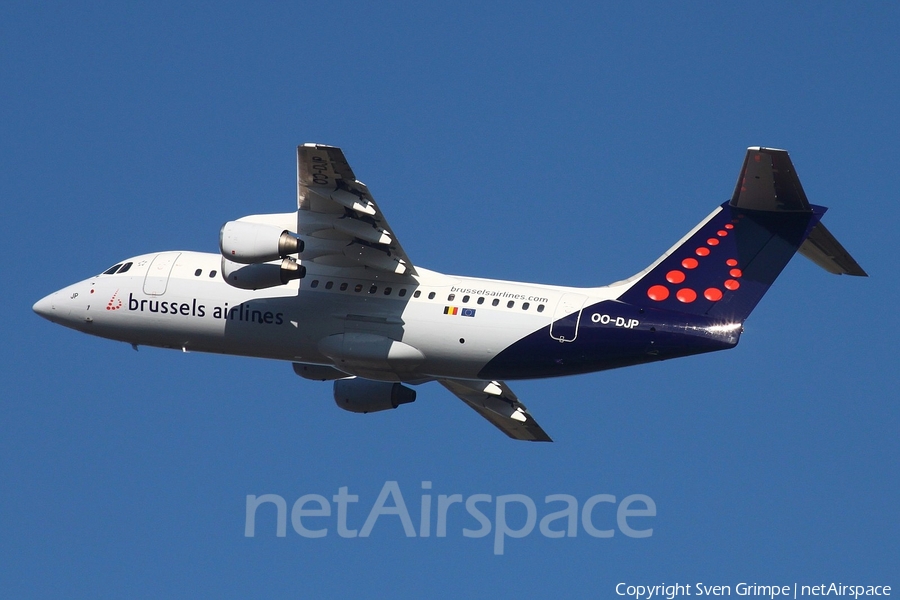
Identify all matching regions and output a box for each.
[617,147,866,322]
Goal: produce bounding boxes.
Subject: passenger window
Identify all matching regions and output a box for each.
[325,281,334,289]
[448,294,455,301]
[492,299,499,306]
[369,285,377,294]
[399,289,407,297]
[103,264,123,275]
[522,302,530,310]
[462,295,470,303]
[355,284,363,292]
[118,262,133,274]
[537,304,545,313]
[384,287,392,295]
[428,292,436,300]
[310,280,319,288]
[340,283,348,291]
[477,297,484,305]
[413,290,421,298]
[209,270,217,278]
[507,301,515,308]
[194,269,202,277]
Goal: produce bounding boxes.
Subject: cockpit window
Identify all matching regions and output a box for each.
[102,262,133,275]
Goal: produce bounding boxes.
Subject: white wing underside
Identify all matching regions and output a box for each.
[296,144,417,276]
[438,379,552,442]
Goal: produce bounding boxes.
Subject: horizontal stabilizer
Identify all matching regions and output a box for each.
[799,222,868,276]
[730,147,810,212]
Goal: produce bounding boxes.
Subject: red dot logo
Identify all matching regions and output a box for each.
[676,288,697,303]
[696,247,710,257]
[725,224,734,230]
[726,259,738,267]
[704,288,723,301]
[647,285,670,301]
[707,238,720,246]
[729,268,742,278]
[666,270,685,284]
[717,230,728,237]
[724,279,740,291]
[106,290,123,311]
[682,258,699,269]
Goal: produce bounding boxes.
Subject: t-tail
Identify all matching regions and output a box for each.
[617,147,866,322]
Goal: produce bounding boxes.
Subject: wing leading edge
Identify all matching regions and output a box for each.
[296,144,417,276]
[439,379,552,442]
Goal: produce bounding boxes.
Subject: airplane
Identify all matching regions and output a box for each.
[33,145,866,442]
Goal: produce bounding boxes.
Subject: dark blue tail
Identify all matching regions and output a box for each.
[617,147,865,322]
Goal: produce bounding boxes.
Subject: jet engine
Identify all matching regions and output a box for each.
[221,256,305,290]
[219,221,304,264]
[219,220,307,290]
[333,378,416,413]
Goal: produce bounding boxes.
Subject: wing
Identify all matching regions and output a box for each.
[296,143,417,276]
[438,379,552,442]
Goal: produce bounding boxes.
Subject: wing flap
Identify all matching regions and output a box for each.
[439,379,552,442]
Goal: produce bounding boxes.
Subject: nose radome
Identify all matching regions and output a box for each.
[33,292,58,321]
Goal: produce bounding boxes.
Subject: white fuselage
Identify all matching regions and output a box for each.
[35,251,623,382]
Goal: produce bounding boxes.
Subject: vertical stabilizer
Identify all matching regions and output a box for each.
[617,148,865,322]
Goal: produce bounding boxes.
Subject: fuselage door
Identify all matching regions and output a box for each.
[549,292,588,342]
[143,252,181,296]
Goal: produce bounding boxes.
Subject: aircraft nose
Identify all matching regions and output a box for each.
[33,291,59,322]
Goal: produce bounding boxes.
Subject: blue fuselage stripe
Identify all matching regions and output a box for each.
[479,300,740,380]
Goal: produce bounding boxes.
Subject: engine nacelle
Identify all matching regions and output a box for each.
[221,256,306,290]
[219,221,304,264]
[333,378,416,414]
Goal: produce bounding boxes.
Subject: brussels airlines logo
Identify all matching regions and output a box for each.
[645,217,744,305]
[125,293,284,325]
[106,290,123,311]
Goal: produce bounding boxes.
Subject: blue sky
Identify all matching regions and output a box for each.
[2,2,898,598]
